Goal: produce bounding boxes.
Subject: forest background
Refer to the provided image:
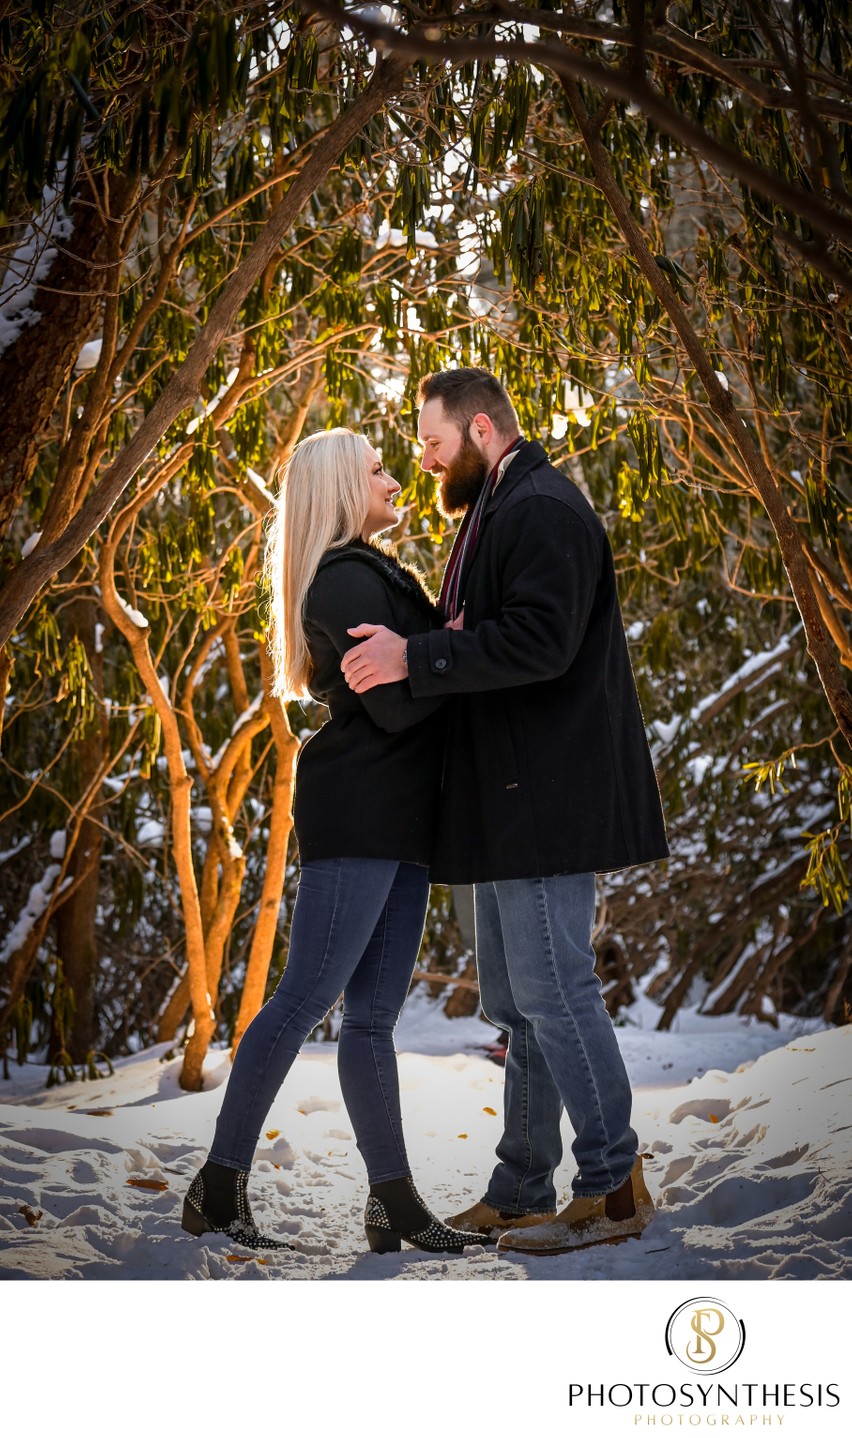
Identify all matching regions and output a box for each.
[0,0,850,1094]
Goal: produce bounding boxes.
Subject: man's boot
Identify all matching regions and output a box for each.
[447,1199,556,1239]
[495,1155,655,1256]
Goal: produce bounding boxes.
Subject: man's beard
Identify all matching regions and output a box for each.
[436,434,489,517]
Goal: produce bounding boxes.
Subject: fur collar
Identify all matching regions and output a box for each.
[318,539,444,623]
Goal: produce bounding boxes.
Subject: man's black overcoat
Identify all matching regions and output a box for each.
[406,441,669,884]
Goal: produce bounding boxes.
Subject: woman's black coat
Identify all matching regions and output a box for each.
[294,541,445,866]
[406,440,669,884]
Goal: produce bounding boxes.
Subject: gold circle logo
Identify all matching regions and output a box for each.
[666,1297,746,1375]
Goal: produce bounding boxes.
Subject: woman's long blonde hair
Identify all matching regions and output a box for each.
[264,427,373,699]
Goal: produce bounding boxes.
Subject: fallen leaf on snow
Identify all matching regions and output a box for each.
[126,1177,168,1191]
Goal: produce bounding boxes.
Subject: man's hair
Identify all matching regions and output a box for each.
[416,367,519,439]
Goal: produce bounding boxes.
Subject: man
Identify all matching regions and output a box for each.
[341,368,668,1255]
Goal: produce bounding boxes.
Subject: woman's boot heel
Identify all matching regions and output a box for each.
[181,1196,208,1237]
[364,1182,489,1255]
[365,1223,402,1254]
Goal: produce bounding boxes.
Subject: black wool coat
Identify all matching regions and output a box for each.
[294,540,446,866]
[406,441,669,884]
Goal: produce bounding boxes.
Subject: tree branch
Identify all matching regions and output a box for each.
[0,51,411,652]
[301,2,852,255]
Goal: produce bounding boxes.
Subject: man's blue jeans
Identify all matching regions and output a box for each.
[210,858,428,1183]
[474,872,637,1213]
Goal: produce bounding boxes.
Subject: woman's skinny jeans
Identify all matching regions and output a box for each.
[209,858,428,1183]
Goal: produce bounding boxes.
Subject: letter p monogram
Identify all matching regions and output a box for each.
[686,1307,725,1366]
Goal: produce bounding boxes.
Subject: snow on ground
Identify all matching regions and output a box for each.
[0,991,849,1281]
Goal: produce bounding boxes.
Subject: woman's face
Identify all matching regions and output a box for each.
[361,443,402,539]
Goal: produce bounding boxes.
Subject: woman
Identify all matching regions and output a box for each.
[182,428,486,1255]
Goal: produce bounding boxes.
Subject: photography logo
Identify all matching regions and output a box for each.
[665,1297,746,1376]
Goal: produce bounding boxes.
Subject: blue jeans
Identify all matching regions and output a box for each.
[210,858,429,1182]
[474,873,637,1212]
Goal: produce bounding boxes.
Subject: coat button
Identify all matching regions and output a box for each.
[434,658,447,671]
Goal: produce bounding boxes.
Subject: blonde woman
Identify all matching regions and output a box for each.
[182,429,486,1256]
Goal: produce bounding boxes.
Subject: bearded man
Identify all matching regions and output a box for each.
[341,367,668,1255]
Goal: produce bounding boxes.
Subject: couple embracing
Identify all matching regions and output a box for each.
[182,367,668,1259]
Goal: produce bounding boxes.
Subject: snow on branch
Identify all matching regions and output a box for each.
[75,338,104,372]
[653,631,799,750]
[0,859,68,964]
[115,593,149,629]
[245,467,276,508]
[0,178,73,358]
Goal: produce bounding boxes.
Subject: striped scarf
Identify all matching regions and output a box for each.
[439,437,524,619]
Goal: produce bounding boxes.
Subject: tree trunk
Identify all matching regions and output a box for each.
[0,170,138,546]
[443,957,480,1019]
[231,648,298,1053]
[657,951,705,1031]
[442,885,479,1017]
[156,831,224,1044]
[0,912,51,1045]
[99,528,215,1090]
[0,644,12,748]
[201,825,247,1008]
[595,936,634,1017]
[823,943,852,1021]
[52,591,109,1061]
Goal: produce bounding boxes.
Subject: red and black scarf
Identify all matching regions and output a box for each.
[439,437,524,619]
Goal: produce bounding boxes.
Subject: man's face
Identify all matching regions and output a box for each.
[418,397,488,517]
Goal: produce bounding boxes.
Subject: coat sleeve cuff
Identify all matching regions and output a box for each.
[407,629,453,696]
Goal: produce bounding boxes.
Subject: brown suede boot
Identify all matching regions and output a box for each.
[447,1199,556,1238]
[496,1155,655,1256]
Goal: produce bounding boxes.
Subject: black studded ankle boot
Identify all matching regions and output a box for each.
[181,1160,294,1252]
[365,1176,494,1255]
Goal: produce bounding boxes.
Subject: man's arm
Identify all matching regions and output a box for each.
[341,607,464,690]
[342,498,601,697]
